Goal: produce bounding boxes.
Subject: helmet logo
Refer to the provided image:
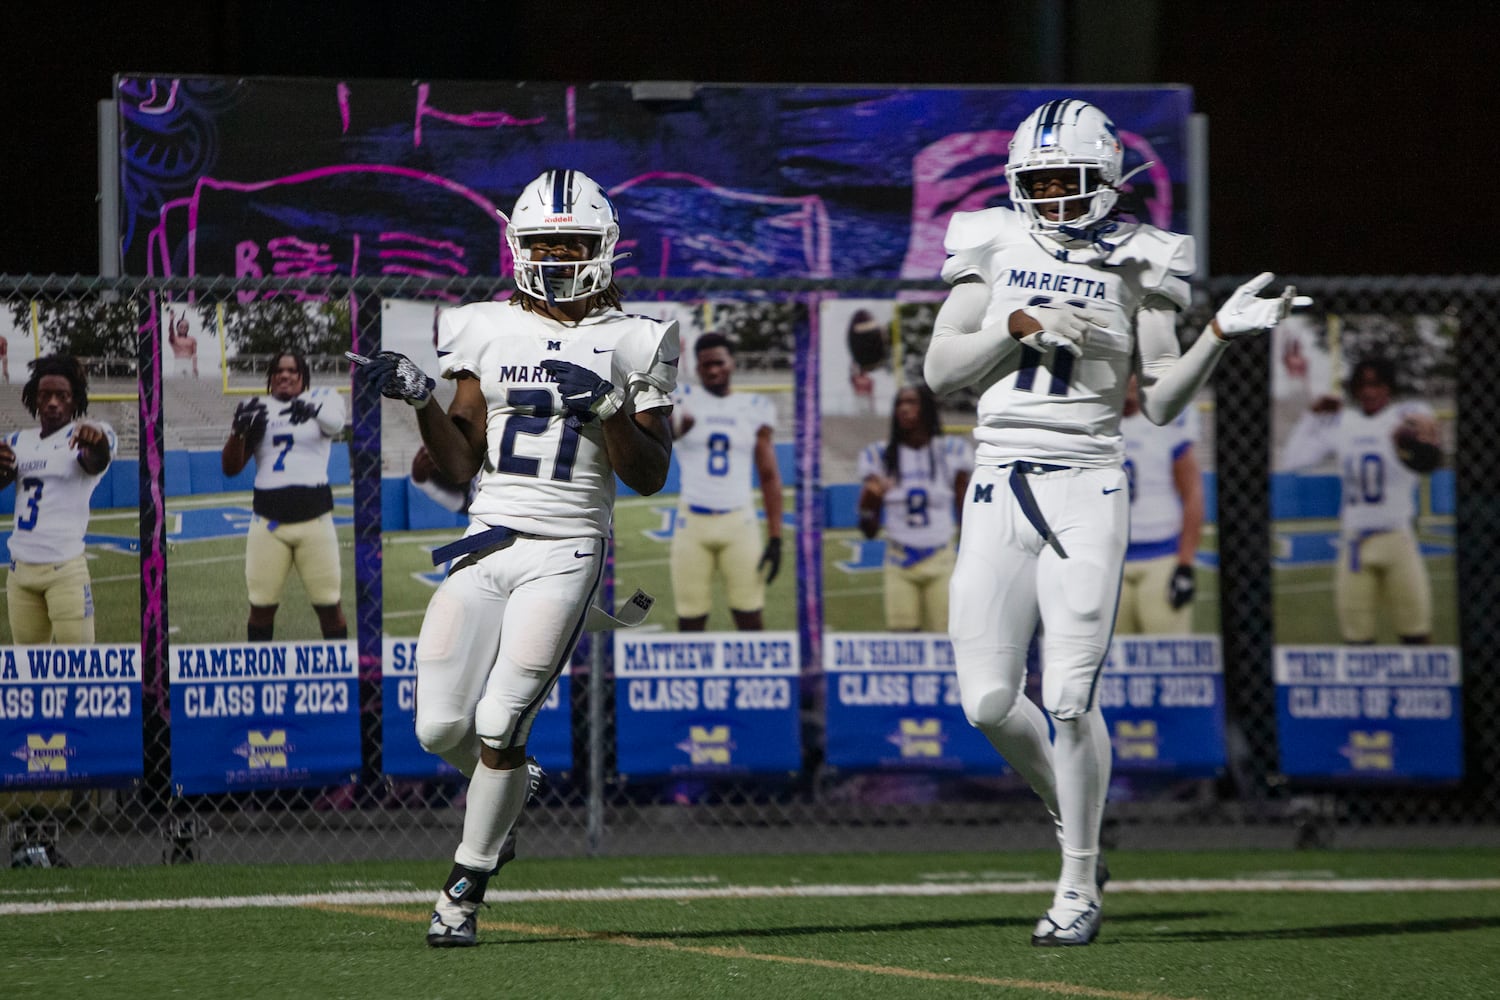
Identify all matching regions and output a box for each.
[543,214,576,223]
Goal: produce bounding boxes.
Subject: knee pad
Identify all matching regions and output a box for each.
[474,696,518,751]
[964,683,1023,730]
[414,716,470,756]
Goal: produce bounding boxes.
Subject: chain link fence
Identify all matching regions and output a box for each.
[1,273,1496,868]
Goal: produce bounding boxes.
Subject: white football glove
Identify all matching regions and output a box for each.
[1018,303,1109,357]
[1213,272,1314,339]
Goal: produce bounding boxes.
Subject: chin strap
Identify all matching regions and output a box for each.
[1055,219,1120,254]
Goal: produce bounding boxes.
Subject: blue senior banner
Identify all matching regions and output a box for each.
[1274,645,1463,781]
[380,638,573,778]
[823,633,1004,773]
[0,645,144,788]
[614,632,800,778]
[168,641,360,794]
[1099,635,1227,776]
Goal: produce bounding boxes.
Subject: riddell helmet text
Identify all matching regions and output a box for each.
[543,215,576,223]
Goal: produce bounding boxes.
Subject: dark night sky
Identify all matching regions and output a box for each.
[3,1,1494,278]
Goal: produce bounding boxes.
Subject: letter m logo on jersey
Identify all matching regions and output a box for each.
[973,483,994,503]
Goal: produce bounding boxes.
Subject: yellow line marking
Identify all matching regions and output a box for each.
[312,903,1195,1000]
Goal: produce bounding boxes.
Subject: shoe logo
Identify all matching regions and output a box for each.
[1102,487,1122,495]
[593,347,615,354]
[574,550,591,559]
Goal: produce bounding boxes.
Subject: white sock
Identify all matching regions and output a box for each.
[1051,706,1111,900]
[453,761,529,872]
[977,695,1060,820]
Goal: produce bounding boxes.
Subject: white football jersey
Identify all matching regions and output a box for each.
[5,420,117,563]
[252,387,346,490]
[1122,406,1198,545]
[858,435,974,549]
[672,384,775,511]
[437,302,679,539]
[1280,400,1435,537]
[938,207,1194,467]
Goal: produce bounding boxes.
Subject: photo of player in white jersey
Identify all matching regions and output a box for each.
[857,385,973,633]
[1278,354,1445,644]
[352,168,678,948]
[0,355,117,643]
[924,98,1310,946]
[220,349,349,642]
[1116,374,1206,635]
[670,332,782,631]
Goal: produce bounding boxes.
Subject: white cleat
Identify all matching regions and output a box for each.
[1030,891,1102,947]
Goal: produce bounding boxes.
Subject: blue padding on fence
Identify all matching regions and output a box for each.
[111,458,140,508]
[1431,468,1455,516]
[1202,470,1217,525]
[164,450,192,498]
[1272,472,1342,520]
[405,483,466,530]
[824,483,862,529]
[381,476,408,531]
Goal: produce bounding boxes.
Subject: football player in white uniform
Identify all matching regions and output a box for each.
[1280,356,1440,643]
[670,332,783,630]
[923,98,1311,946]
[353,168,678,948]
[0,355,117,643]
[221,349,349,641]
[1116,374,1204,634]
[857,385,973,632]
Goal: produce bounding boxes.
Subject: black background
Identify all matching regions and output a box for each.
[3,1,1494,278]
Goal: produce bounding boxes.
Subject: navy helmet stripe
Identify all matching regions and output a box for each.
[1035,98,1070,149]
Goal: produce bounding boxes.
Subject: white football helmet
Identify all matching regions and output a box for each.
[506,169,621,303]
[1006,99,1126,237]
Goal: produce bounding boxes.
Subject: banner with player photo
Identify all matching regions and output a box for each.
[168,641,360,794]
[613,632,800,778]
[1270,312,1461,781]
[0,645,143,788]
[380,637,573,778]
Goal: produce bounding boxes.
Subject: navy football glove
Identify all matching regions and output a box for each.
[284,398,322,425]
[1169,564,1196,610]
[758,536,783,585]
[232,397,269,444]
[538,359,623,423]
[347,351,434,407]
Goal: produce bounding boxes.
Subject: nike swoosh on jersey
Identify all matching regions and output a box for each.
[1102,487,1123,494]
[574,550,591,558]
[593,347,615,354]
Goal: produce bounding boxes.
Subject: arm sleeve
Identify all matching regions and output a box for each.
[1135,301,1229,425]
[856,443,882,480]
[923,280,1019,395]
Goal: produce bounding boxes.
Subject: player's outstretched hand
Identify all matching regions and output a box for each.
[1213,272,1314,339]
[1169,564,1196,610]
[347,351,435,407]
[232,397,269,444]
[539,360,623,423]
[1019,303,1110,357]
[0,440,15,479]
[284,398,322,425]
[758,536,783,585]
